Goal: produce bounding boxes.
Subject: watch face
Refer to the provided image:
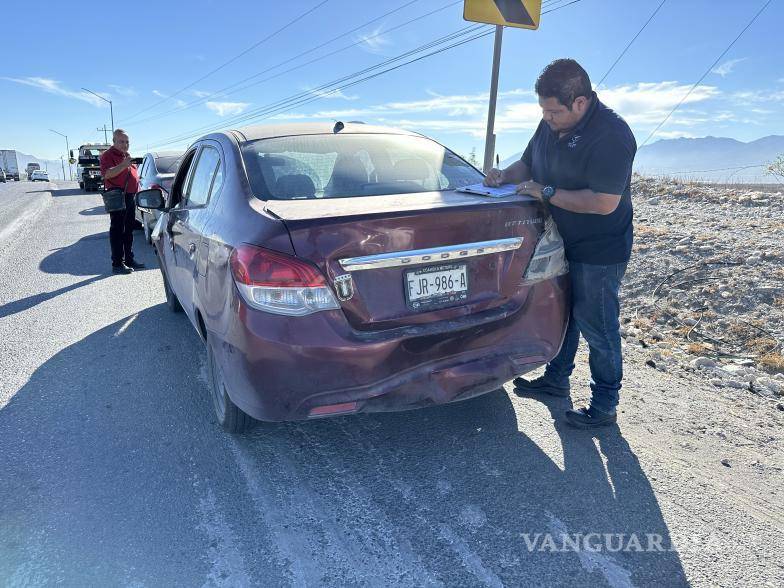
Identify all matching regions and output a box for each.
[542,186,555,198]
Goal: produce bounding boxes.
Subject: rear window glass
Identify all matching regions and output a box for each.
[155,156,182,173]
[241,134,482,200]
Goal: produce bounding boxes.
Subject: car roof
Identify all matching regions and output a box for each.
[148,150,184,159]
[228,122,422,142]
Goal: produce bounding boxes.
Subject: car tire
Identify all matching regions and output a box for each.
[207,334,254,434]
[160,266,183,313]
[79,182,84,190]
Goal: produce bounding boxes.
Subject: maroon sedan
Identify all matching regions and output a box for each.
[137,123,569,433]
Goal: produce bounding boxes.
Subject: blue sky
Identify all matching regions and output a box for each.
[1,0,782,164]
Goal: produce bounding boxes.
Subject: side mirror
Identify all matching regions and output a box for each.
[69,150,74,158]
[136,188,166,210]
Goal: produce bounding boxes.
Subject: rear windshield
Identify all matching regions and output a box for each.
[155,156,182,173]
[241,133,482,200]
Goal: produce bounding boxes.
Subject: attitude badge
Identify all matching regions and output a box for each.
[334,274,354,301]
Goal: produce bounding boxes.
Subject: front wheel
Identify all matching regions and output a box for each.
[207,335,254,434]
[160,265,182,313]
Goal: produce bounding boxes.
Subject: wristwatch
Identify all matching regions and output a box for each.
[541,185,556,203]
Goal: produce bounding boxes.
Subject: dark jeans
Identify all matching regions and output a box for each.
[109,193,136,266]
[544,261,628,413]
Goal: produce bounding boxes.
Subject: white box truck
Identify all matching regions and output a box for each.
[0,150,21,181]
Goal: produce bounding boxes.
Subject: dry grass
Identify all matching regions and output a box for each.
[759,352,784,374]
[747,337,779,354]
[687,342,713,355]
[774,297,784,308]
[634,225,669,237]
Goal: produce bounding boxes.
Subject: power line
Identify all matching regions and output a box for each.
[596,0,668,88]
[148,25,490,148]
[641,0,774,147]
[123,0,331,122]
[126,0,460,128]
[146,0,584,150]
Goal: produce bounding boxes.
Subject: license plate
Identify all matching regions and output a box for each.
[405,264,468,309]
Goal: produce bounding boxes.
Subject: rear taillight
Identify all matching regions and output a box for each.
[229,244,340,316]
[522,217,569,285]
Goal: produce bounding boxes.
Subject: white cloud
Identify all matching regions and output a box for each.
[732,89,784,103]
[599,81,720,126]
[385,93,488,117]
[305,87,359,101]
[108,84,137,97]
[652,130,698,139]
[711,57,746,77]
[152,89,187,108]
[191,89,211,98]
[355,25,392,54]
[2,76,108,107]
[206,101,250,116]
[276,81,734,140]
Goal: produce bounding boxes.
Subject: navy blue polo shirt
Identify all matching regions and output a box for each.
[521,94,636,264]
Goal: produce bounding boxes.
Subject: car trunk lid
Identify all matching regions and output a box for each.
[264,190,544,330]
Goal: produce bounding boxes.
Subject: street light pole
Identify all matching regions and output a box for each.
[482,25,503,174]
[60,156,66,181]
[49,128,72,181]
[81,87,114,132]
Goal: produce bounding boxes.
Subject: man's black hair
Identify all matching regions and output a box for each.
[535,59,592,109]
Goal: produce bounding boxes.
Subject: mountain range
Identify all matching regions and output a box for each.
[500,135,784,184]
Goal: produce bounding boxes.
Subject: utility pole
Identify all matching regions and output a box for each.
[82,87,114,132]
[60,156,66,181]
[49,129,72,181]
[97,124,111,144]
[482,25,503,174]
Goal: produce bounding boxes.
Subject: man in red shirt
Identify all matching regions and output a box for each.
[100,129,144,274]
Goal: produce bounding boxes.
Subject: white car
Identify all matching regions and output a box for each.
[30,170,49,181]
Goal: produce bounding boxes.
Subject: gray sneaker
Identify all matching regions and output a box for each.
[513,376,570,398]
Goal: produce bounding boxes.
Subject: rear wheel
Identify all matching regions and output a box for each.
[160,266,183,313]
[207,335,254,434]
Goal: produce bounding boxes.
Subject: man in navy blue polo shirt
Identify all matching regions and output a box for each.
[486,58,636,428]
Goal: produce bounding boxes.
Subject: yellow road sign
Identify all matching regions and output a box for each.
[464,0,541,30]
[68,157,76,164]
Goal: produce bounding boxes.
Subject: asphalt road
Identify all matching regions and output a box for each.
[0,181,782,587]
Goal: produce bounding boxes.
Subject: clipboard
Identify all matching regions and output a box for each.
[458,182,531,199]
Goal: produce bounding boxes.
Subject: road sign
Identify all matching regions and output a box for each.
[464,0,542,30]
[68,157,76,164]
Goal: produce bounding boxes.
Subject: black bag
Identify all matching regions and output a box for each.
[101,173,131,213]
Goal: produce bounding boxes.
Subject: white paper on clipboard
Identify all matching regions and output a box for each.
[457,182,536,200]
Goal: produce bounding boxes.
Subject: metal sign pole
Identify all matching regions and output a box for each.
[483,25,503,174]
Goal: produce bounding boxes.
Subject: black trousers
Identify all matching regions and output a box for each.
[109,193,136,266]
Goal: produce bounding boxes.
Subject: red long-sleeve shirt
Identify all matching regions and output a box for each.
[100,146,139,193]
